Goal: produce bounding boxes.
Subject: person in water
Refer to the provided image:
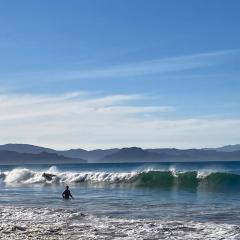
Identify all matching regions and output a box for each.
[62,185,74,199]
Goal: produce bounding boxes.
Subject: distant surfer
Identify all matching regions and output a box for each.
[42,172,56,181]
[62,186,74,199]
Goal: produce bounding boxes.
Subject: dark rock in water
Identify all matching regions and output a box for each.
[42,173,56,181]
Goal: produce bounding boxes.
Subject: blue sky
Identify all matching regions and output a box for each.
[0,0,240,149]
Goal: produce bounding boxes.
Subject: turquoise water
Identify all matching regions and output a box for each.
[1,161,240,224]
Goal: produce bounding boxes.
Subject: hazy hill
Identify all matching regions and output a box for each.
[102,147,240,163]
[0,144,55,154]
[0,150,86,165]
[205,144,240,152]
[102,147,167,162]
[0,144,118,162]
[58,148,119,162]
[1,143,240,163]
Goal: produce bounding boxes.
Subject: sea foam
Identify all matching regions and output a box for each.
[0,206,239,239]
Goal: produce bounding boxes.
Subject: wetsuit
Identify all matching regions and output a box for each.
[62,189,73,199]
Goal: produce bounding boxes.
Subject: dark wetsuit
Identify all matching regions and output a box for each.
[62,189,73,199]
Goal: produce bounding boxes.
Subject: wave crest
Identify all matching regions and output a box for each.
[1,167,240,190]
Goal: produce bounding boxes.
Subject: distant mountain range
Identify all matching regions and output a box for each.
[204,144,240,152]
[0,144,118,162]
[102,147,240,162]
[0,144,86,165]
[0,143,240,164]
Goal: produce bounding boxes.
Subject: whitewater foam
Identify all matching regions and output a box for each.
[5,168,34,184]
[1,167,140,185]
[0,206,239,240]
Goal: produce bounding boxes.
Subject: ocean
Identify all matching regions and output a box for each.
[1,161,240,239]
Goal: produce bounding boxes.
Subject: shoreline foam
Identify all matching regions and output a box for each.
[0,206,239,240]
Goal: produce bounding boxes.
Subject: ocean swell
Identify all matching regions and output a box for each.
[1,167,240,190]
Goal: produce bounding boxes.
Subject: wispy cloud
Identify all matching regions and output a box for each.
[0,92,158,121]
[0,49,238,87]
[0,91,240,149]
[0,49,239,149]
[56,49,239,80]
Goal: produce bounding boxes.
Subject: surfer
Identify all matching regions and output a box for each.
[62,185,74,199]
[42,172,56,181]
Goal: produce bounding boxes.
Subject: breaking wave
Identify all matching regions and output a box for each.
[1,166,240,190]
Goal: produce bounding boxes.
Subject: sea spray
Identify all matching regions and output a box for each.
[4,168,34,183]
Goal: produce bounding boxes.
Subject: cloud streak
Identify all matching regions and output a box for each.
[0,48,238,87]
[57,49,239,80]
[0,91,240,149]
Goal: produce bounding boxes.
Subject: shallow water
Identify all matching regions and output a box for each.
[1,161,240,239]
